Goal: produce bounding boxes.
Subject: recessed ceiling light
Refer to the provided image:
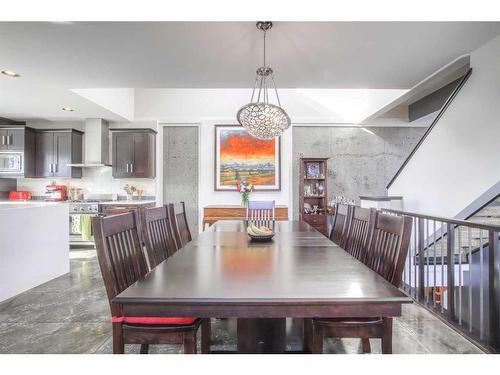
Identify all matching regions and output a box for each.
[1,70,20,77]
[62,107,74,112]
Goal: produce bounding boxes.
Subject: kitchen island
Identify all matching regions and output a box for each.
[0,201,69,302]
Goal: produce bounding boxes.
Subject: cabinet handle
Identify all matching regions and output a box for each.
[1,135,4,145]
[54,163,58,173]
[130,163,133,173]
[8,134,12,145]
[49,163,52,173]
[126,163,129,173]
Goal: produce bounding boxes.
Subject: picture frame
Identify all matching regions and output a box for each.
[214,125,281,191]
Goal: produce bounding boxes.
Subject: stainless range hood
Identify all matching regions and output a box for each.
[68,118,111,168]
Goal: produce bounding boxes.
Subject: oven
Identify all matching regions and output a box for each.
[69,202,99,246]
[0,152,23,175]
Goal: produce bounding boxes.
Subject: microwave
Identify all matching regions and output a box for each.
[0,152,24,174]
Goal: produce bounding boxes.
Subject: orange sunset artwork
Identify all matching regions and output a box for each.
[218,128,277,188]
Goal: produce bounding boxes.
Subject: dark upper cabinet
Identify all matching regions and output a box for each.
[35,131,53,178]
[113,132,133,178]
[0,128,25,151]
[0,126,36,177]
[35,129,83,178]
[112,129,156,178]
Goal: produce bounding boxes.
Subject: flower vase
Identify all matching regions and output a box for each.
[241,193,249,207]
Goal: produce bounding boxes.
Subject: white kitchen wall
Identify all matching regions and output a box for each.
[16,168,156,197]
[388,35,500,217]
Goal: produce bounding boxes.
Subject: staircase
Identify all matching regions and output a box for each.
[386,35,500,218]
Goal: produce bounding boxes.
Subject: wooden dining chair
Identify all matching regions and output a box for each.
[343,207,377,262]
[246,200,275,221]
[168,202,192,249]
[329,204,351,248]
[305,212,412,354]
[142,206,178,269]
[92,212,210,354]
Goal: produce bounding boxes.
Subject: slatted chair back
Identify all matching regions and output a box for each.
[364,213,413,287]
[168,202,192,249]
[329,204,351,247]
[142,206,178,269]
[92,212,148,316]
[246,200,275,223]
[343,207,377,262]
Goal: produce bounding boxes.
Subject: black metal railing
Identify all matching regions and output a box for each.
[386,68,472,189]
[383,208,500,353]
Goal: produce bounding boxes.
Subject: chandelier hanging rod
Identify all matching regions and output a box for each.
[249,21,279,106]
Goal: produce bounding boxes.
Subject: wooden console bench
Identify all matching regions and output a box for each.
[203,205,288,228]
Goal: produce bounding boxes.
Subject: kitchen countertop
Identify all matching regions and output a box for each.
[0,201,68,210]
[98,200,156,205]
[0,199,157,208]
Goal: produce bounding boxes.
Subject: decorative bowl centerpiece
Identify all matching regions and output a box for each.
[246,222,275,242]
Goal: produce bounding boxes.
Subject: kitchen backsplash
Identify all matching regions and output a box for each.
[16,168,156,197]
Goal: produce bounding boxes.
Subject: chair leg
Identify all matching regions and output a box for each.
[381,317,393,354]
[201,318,211,354]
[183,331,197,354]
[112,322,124,354]
[140,344,149,354]
[303,318,313,353]
[311,324,324,354]
[361,338,371,353]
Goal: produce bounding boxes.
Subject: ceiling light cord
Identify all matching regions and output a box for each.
[250,76,259,102]
[263,29,267,68]
[271,74,281,108]
[262,29,268,104]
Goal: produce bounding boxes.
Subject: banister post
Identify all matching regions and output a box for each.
[488,230,500,352]
[418,218,426,302]
[447,223,455,321]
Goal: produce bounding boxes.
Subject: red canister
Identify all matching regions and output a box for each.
[8,191,32,201]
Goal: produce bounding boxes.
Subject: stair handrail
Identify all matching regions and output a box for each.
[386,68,473,189]
[383,207,500,232]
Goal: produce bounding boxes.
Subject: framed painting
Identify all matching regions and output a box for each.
[214,125,281,191]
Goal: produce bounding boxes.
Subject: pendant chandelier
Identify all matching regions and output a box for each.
[237,21,291,140]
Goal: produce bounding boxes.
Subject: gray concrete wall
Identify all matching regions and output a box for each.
[292,126,426,219]
[163,126,199,234]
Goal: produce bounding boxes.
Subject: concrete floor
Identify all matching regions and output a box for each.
[0,249,484,354]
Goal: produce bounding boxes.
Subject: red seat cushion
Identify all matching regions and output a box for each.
[112,316,197,325]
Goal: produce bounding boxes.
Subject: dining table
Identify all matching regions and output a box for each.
[113,220,412,353]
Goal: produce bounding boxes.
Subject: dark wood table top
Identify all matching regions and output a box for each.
[114,221,411,318]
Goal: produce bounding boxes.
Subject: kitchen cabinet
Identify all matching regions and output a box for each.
[111,129,156,178]
[0,126,36,177]
[0,128,25,151]
[35,129,83,178]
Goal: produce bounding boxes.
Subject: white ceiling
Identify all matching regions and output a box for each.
[0,22,499,121]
